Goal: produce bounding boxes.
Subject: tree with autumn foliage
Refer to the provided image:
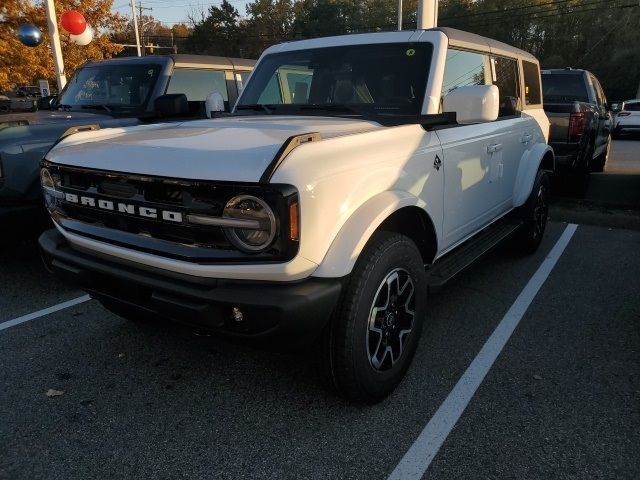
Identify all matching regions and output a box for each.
[0,0,125,92]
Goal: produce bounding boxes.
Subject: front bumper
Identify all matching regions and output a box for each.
[615,124,640,133]
[39,228,343,342]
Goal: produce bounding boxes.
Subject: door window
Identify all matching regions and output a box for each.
[167,69,228,101]
[522,61,542,106]
[441,49,489,97]
[594,77,607,107]
[492,56,520,117]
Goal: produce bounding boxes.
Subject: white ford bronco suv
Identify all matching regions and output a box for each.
[39,28,553,403]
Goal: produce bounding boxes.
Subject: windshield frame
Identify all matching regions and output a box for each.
[235,42,434,120]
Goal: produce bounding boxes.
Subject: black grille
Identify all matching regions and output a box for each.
[45,162,299,263]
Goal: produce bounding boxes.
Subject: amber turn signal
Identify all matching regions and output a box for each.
[289,201,299,241]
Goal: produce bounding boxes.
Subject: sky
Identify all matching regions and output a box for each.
[112,0,252,26]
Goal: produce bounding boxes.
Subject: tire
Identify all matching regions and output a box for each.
[513,170,550,254]
[591,135,611,173]
[318,231,427,403]
[611,126,621,140]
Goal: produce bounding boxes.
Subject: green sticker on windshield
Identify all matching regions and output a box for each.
[406,48,416,57]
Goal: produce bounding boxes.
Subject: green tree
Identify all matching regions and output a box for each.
[185,0,244,57]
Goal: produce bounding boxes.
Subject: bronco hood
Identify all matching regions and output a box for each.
[46,116,382,182]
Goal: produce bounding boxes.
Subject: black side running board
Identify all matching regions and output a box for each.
[427,219,522,291]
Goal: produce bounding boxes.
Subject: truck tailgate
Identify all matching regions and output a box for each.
[544,102,587,144]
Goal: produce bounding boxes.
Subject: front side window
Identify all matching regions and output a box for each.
[58,64,162,111]
[492,56,520,117]
[238,43,433,117]
[522,61,542,106]
[167,69,228,102]
[441,49,488,98]
[623,102,640,112]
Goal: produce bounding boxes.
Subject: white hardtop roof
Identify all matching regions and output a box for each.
[264,27,538,63]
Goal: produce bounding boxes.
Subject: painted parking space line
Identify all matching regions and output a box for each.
[0,295,92,332]
[388,223,579,480]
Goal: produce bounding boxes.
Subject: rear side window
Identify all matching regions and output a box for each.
[492,56,520,117]
[542,73,588,103]
[522,61,541,106]
[624,103,640,111]
[167,69,228,102]
[441,49,488,97]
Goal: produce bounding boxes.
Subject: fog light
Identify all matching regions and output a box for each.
[232,307,244,322]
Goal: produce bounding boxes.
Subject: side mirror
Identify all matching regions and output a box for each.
[154,93,189,118]
[205,92,225,118]
[443,85,499,124]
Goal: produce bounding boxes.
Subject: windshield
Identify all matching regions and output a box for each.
[58,63,162,111]
[623,102,640,112]
[237,43,432,117]
[541,73,589,103]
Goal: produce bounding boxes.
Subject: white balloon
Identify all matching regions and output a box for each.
[70,26,93,46]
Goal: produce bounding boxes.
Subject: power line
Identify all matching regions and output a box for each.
[440,0,604,21]
[445,2,636,30]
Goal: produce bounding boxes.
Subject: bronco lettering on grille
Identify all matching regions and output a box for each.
[64,192,183,223]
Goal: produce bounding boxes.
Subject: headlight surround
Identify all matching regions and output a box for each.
[40,167,63,207]
[222,194,277,253]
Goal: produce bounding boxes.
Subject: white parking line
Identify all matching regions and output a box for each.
[388,223,579,480]
[0,295,92,332]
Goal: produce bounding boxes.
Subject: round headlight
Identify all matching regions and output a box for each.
[40,167,63,207]
[223,195,276,252]
[40,167,54,189]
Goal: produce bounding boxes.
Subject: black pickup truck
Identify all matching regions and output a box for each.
[0,54,254,231]
[541,68,613,194]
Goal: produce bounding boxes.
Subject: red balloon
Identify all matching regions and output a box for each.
[60,10,87,35]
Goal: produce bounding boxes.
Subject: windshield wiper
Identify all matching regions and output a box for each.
[81,104,113,113]
[235,104,274,114]
[298,104,366,116]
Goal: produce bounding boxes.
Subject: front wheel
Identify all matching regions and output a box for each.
[318,231,427,403]
[513,170,550,254]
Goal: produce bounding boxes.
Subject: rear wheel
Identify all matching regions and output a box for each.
[318,231,427,403]
[591,135,611,172]
[513,170,550,254]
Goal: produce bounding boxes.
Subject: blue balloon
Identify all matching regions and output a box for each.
[17,24,44,47]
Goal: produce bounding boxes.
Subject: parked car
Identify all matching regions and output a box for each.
[39,27,553,403]
[0,54,254,229]
[0,90,39,112]
[613,99,640,137]
[0,94,11,113]
[541,68,613,194]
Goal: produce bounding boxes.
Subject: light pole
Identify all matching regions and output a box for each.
[43,0,66,90]
[417,0,438,29]
[398,0,403,30]
[130,0,142,56]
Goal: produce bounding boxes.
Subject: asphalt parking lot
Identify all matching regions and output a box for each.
[1,141,639,480]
